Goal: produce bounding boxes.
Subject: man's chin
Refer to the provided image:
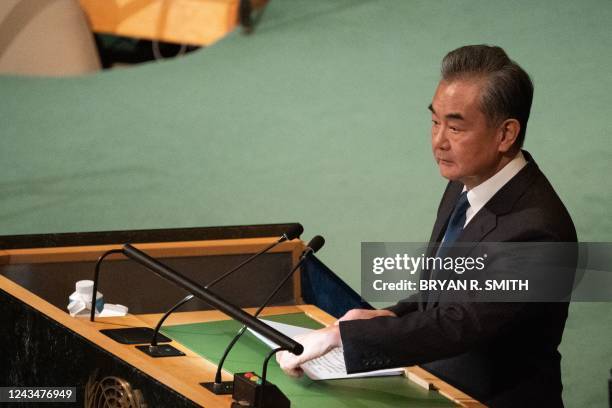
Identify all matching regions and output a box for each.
[438,166,457,181]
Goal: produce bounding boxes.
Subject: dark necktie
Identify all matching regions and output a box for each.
[439,191,470,255]
[426,191,470,304]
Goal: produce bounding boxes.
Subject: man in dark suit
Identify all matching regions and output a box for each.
[277,45,577,407]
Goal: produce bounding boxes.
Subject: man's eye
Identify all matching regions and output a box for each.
[432,120,440,126]
[449,126,460,133]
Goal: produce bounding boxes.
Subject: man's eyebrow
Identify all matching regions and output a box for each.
[428,105,465,121]
[446,113,465,120]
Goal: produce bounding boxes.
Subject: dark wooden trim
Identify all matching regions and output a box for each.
[0,223,303,250]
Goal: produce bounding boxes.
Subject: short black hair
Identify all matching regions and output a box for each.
[441,45,533,148]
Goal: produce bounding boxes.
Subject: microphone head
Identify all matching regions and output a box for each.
[285,224,304,241]
[307,235,325,254]
[292,342,304,355]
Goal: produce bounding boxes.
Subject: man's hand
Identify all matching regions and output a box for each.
[276,325,341,378]
[335,308,397,324]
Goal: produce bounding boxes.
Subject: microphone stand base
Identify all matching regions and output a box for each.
[100,327,172,344]
[136,344,185,357]
[201,381,234,395]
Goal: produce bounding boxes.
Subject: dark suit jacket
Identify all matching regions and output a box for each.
[339,151,577,407]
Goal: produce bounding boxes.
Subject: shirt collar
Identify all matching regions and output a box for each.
[463,151,528,224]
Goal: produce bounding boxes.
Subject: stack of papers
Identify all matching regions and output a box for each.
[248,319,405,380]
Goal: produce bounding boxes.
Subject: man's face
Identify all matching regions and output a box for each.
[429,78,504,189]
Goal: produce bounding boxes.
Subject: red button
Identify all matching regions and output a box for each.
[244,372,253,379]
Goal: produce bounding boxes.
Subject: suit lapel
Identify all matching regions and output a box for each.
[458,207,497,243]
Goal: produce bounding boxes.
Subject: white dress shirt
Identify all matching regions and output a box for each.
[464,151,528,227]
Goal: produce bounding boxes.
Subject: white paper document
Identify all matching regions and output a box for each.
[248,319,405,380]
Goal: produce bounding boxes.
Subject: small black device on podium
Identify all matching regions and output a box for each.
[231,372,290,408]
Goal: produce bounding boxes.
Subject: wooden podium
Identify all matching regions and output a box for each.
[0,226,483,407]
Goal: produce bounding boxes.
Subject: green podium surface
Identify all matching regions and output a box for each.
[163,312,456,407]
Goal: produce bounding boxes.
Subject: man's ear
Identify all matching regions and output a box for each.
[497,119,520,153]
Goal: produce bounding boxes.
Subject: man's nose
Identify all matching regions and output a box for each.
[432,125,450,150]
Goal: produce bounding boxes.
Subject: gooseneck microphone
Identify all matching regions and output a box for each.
[207,224,303,288]
[204,235,325,395]
[121,243,304,355]
[90,249,124,322]
[148,224,304,346]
